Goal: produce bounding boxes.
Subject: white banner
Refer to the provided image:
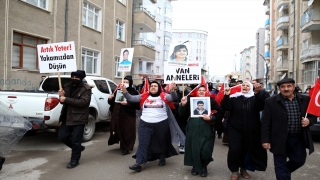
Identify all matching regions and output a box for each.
[37,41,77,73]
[117,48,134,72]
[164,61,201,84]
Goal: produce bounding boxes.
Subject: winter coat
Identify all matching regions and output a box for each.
[59,82,92,125]
[261,93,317,155]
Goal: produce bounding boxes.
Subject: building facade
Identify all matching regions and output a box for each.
[171,29,209,79]
[240,46,256,81]
[256,28,266,82]
[0,0,138,90]
[263,0,320,91]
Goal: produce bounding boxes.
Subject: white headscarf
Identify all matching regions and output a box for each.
[230,81,255,98]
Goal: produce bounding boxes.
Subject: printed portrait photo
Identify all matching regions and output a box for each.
[190,97,211,118]
[167,43,189,67]
[115,90,127,103]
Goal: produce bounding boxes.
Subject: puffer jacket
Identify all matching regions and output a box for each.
[59,82,92,125]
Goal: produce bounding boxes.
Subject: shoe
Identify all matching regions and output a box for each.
[121,149,129,155]
[81,146,85,151]
[191,167,199,176]
[218,135,222,139]
[129,163,142,172]
[241,171,250,179]
[230,174,239,180]
[67,161,79,169]
[179,146,185,154]
[200,166,207,177]
[0,157,5,171]
[158,159,166,166]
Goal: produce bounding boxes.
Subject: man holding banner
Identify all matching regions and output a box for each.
[261,78,317,180]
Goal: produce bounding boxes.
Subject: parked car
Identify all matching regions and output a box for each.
[0,75,118,141]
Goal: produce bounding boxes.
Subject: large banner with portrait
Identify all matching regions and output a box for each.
[117,48,134,72]
[163,61,201,84]
[167,43,190,67]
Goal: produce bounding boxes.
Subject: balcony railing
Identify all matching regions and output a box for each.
[276,15,289,25]
[265,51,270,58]
[276,37,288,47]
[300,7,320,28]
[300,44,320,61]
[134,7,155,19]
[133,40,155,49]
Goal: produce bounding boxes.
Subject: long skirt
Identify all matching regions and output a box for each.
[134,119,178,164]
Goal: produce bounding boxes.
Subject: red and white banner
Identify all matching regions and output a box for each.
[306,77,320,117]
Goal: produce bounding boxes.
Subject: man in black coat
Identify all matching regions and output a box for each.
[261,78,317,180]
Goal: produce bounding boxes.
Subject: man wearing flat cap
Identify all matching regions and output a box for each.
[261,78,317,179]
[58,70,92,169]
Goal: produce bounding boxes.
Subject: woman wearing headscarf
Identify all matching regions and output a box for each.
[120,81,185,172]
[220,81,267,180]
[179,86,223,177]
[108,76,140,155]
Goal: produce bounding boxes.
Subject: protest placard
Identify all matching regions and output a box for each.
[37,41,77,73]
[163,61,201,84]
[117,48,134,72]
[167,44,189,67]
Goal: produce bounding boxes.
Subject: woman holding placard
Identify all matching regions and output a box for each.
[179,86,223,177]
[107,76,139,155]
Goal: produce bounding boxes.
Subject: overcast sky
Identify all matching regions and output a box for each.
[171,0,266,76]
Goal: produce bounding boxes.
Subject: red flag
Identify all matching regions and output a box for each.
[230,84,242,95]
[113,82,122,94]
[306,77,320,117]
[165,84,170,92]
[140,77,149,94]
[215,83,225,105]
[187,76,210,97]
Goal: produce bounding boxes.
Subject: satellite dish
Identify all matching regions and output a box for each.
[308,0,314,6]
[280,73,287,80]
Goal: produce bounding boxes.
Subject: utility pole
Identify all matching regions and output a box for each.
[258,53,268,89]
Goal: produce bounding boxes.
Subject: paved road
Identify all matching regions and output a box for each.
[1,122,320,180]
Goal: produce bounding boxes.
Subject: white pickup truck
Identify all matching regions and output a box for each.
[0,75,118,141]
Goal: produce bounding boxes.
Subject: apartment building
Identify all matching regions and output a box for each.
[0,0,139,90]
[263,0,320,91]
[171,29,209,79]
[240,46,256,81]
[130,0,176,84]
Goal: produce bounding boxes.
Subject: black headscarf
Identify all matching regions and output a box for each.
[124,76,138,95]
[150,81,161,97]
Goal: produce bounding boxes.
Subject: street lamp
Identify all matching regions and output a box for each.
[258,53,269,89]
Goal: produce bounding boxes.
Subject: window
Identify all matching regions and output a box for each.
[164,36,171,45]
[196,57,198,61]
[116,20,125,41]
[107,80,118,94]
[302,39,308,50]
[157,36,161,44]
[156,66,159,74]
[304,62,316,83]
[115,57,121,77]
[139,61,142,72]
[164,50,169,60]
[164,8,171,18]
[82,48,100,75]
[82,2,101,30]
[22,0,47,9]
[94,80,110,94]
[12,32,47,70]
[118,0,126,5]
[156,22,161,29]
[189,33,192,38]
[146,62,154,73]
[164,22,172,31]
[156,51,160,59]
[157,7,161,15]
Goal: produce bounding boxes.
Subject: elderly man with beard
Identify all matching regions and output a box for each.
[58,70,92,169]
[121,81,185,172]
[261,78,317,180]
[179,86,223,177]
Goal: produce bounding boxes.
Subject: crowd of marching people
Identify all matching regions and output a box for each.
[104,74,318,180]
[1,71,318,180]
